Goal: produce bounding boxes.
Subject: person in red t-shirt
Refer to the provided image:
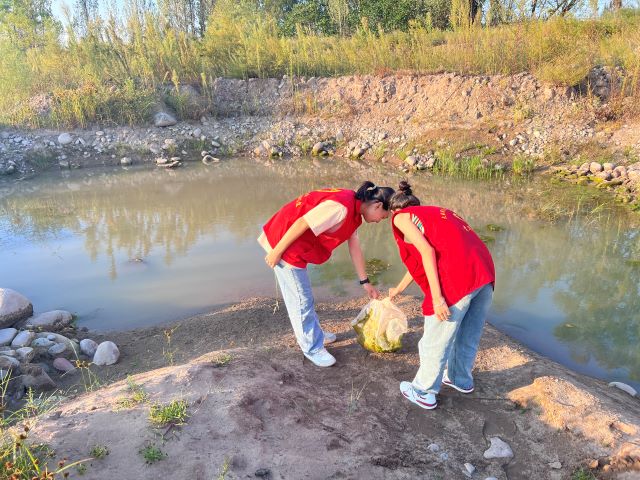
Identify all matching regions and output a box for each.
[388,181,495,410]
[260,181,395,367]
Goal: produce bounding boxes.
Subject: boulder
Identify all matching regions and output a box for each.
[20,364,56,390]
[0,328,18,346]
[0,288,33,328]
[11,330,35,348]
[80,338,98,357]
[26,310,73,329]
[57,133,73,145]
[589,162,603,174]
[0,355,20,370]
[153,111,177,127]
[48,343,68,357]
[93,341,120,365]
[32,338,55,348]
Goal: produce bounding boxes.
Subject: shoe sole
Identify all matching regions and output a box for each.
[324,335,337,345]
[442,378,474,394]
[400,382,437,410]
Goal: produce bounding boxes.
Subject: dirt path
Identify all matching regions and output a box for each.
[29,296,640,479]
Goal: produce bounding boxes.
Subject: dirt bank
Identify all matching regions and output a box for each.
[26,296,640,479]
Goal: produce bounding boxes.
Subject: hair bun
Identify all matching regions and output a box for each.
[398,181,413,196]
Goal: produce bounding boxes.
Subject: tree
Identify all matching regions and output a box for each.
[0,0,60,49]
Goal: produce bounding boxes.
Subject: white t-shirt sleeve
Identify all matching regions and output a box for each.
[303,200,348,236]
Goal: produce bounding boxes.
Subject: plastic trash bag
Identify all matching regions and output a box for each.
[351,298,408,353]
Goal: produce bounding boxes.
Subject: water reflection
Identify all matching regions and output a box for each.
[0,159,639,389]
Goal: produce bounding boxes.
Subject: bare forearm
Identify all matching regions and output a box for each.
[396,271,414,292]
[348,236,368,281]
[273,217,309,255]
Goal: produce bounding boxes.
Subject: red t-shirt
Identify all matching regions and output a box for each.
[392,206,495,315]
[263,189,362,268]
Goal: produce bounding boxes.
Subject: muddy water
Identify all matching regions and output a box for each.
[1,158,639,390]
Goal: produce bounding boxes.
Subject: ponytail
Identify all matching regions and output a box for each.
[355,181,395,210]
[389,181,421,210]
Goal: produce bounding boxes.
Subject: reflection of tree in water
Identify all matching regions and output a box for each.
[490,213,640,382]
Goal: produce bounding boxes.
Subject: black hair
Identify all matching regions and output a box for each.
[355,181,395,211]
[388,181,421,210]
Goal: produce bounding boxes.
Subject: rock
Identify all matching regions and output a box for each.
[0,347,15,356]
[155,157,169,165]
[26,310,73,329]
[0,288,33,328]
[21,367,56,390]
[11,330,35,348]
[15,347,35,363]
[427,443,440,453]
[603,162,615,171]
[549,461,562,469]
[464,463,476,476]
[595,171,612,181]
[53,357,76,373]
[0,355,20,370]
[211,140,221,148]
[154,111,177,127]
[32,338,55,348]
[192,128,202,137]
[628,171,640,182]
[80,338,98,357]
[351,147,366,158]
[202,155,219,165]
[483,437,514,459]
[120,157,133,166]
[35,332,79,354]
[57,133,73,145]
[255,469,271,478]
[589,162,603,174]
[48,343,68,357]
[0,328,18,346]
[335,130,344,142]
[439,452,449,461]
[311,142,326,156]
[93,341,120,365]
[608,381,637,397]
[404,155,418,166]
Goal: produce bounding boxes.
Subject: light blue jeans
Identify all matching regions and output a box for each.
[413,283,494,394]
[274,263,325,355]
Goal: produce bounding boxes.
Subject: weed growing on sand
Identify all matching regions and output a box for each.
[212,353,232,368]
[89,444,109,459]
[163,327,179,366]
[348,380,370,414]
[115,378,149,410]
[74,359,102,393]
[571,468,596,480]
[217,456,231,480]
[512,155,536,175]
[139,444,166,464]
[149,400,189,427]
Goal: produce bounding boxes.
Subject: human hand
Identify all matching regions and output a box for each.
[265,250,281,268]
[388,286,401,301]
[364,283,381,299]
[433,297,451,322]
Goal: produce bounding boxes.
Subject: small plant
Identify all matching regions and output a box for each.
[77,463,88,475]
[89,444,109,459]
[512,155,536,176]
[139,444,166,464]
[485,224,505,232]
[163,326,179,366]
[217,456,231,480]
[513,101,534,122]
[348,380,370,414]
[74,359,102,393]
[212,353,232,368]
[571,467,597,480]
[116,378,149,410]
[149,399,189,427]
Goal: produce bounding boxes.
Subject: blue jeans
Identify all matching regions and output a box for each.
[413,283,493,394]
[274,263,325,355]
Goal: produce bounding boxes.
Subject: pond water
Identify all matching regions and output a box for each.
[1,158,639,390]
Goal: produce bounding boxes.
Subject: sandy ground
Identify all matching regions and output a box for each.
[27,296,640,479]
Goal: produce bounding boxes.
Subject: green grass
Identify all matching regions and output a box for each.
[211,353,232,368]
[139,444,166,464]
[89,444,109,459]
[571,468,597,480]
[512,155,536,175]
[115,378,149,410]
[432,149,504,180]
[1,5,639,127]
[149,400,189,427]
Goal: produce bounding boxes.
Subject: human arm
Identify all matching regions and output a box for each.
[348,232,381,299]
[265,217,310,268]
[388,270,414,300]
[393,213,451,321]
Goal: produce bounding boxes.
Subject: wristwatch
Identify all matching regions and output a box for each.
[359,277,370,285]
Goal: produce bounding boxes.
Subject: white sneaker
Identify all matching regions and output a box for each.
[442,371,474,394]
[323,332,337,344]
[304,348,336,367]
[400,381,437,410]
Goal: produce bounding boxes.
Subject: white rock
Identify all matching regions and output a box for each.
[93,341,120,365]
[608,381,637,397]
[48,343,67,356]
[57,133,73,145]
[211,140,221,148]
[80,339,98,357]
[11,330,35,348]
[549,461,562,469]
[0,288,33,328]
[154,111,177,127]
[439,452,449,461]
[26,310,73,329]
[192,128,202,137]
[120,157,133,166]
[0,328,18,346]
[483,437,514,459]
[428,443,440,453]
[464,463,476,476]
[16,347,35,363]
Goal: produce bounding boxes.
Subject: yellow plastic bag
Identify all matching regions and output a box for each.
[351,298,408,353]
